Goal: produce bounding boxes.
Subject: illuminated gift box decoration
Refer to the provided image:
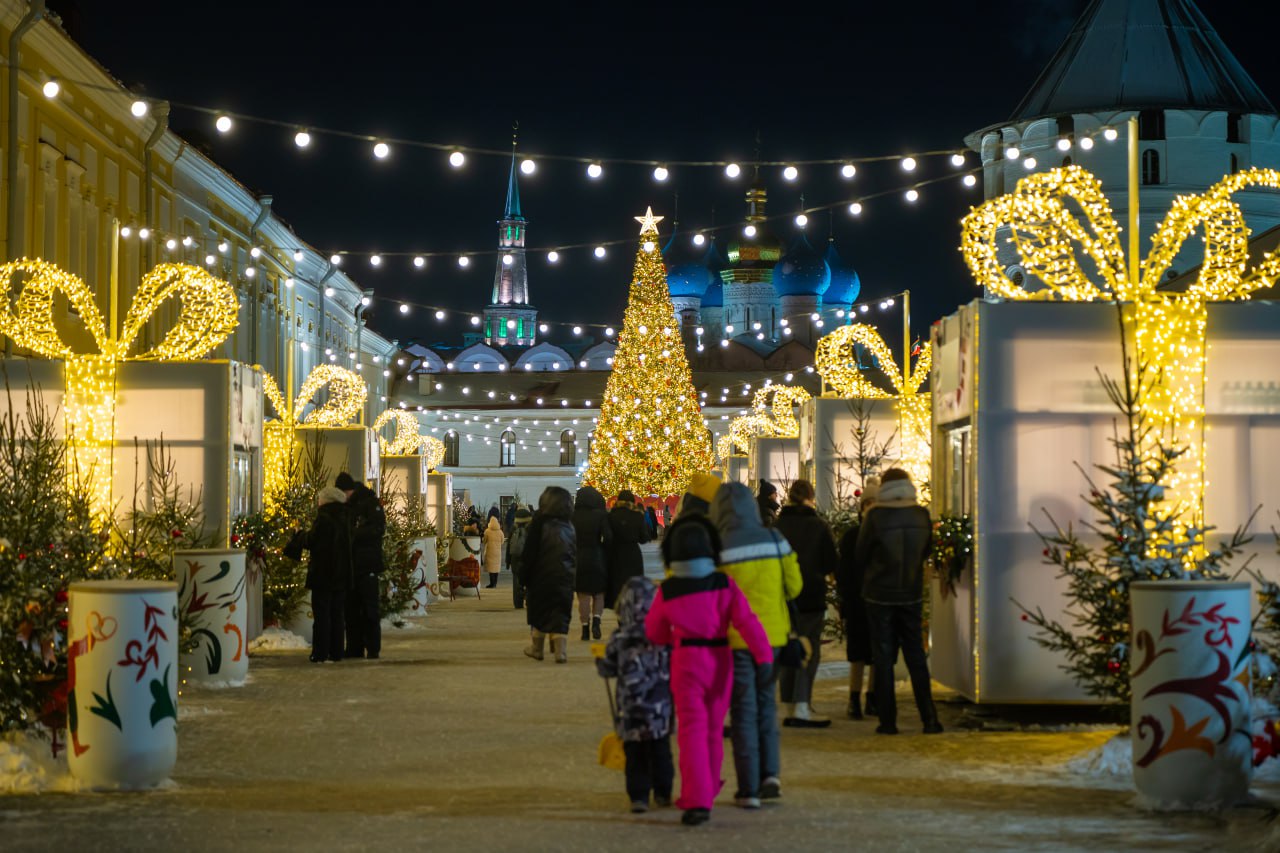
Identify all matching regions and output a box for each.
[811,322,932,504]
[0,260,239,516]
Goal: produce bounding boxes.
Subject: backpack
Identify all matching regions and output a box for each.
[508,524,530,567]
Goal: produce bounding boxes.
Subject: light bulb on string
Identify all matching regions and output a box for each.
[693,233,705,246]
[449,150,465,168]
[547,250,560,263]
[848,202,863,216]
[1057,138,1072,151]
[587,162,603,179]
[138,228,150,240]
[295,130,311,148]
[783,165,798,181]
[458,256,470,268]
[293,249,304,261]
[435,310,445,320]
[218,241,229,253]
[502,254,513,266]
[130,99,149,118]
[653,165,669,182]
[165,238,177,251]
[373,141,391,159]
[725,163,741,178]
[594,246,606,259]
[413,256,425,268]
[120,226,132,238]
[605,327,615,336]
[250,247,262,258]
[182,236,194,247]
[841,164,857,178]
[539,323,549,333]
[963,174,977,187]
[905,189,919,202]
[795,213,808,227]
[1080,137,1095,150]
[950,153,965,167]
[215,115,233,133]
[1103,127,1118,141]
[1023,157,1037,169]
[42,79,59,98]
[370,254,383,267]
[204,254,215,265]
[284,277,294,288]
[1005,146,1020,160]
[520,158,536,175]
[744,224,757,238]
[470,316,480,326]
[901,157,916,171]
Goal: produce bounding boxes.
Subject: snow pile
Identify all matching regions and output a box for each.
[1062,731,1131,779]
[383,616,426,631]
[249,627,310,652]
[0,733,79,794]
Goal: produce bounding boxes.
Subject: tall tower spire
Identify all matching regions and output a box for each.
[484,127,537,347]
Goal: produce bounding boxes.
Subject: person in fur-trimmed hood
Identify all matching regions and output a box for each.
[646,514,771,826]
[596,576,674,813]
[854,467,941,736]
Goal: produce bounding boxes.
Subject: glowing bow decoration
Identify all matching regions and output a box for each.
[722,385,813,466]
[371,408,446,471]
[0,260,239,513]
[815,322,932,502]
[961,165,1280,531]
[262,365,368,508]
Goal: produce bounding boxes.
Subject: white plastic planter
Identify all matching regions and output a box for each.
[66,580,179,789]
[175,549,248,685]
[1130,580,1252,809]
[412,536,438,611]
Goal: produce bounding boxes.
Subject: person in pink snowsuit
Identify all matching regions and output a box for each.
[645,514,772,826]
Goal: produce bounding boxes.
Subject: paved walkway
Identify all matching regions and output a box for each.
[4,569,1276,851]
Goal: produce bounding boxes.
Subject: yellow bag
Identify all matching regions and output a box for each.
[597,731,626,771]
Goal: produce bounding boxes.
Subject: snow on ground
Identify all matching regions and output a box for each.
[0,734,79,794]
[1062,731,1132,780]
[248,627,309,652]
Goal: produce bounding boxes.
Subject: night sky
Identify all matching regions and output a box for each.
[46,0,1280,350]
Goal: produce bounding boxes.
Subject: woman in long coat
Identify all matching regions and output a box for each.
[606,489,651,609]
[522,486,577,663]
[482,516,505,588]
[572,486,613,641]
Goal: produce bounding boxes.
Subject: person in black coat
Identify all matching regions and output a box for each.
[772,479,839,728]
[836,477,879,719]
[572,485,613,641]
[336,472,386,660]
[303,486,353,663]
[756,480,781,528]
[855,468,941,735]
[523,486,577,663]
[606,489,652,610]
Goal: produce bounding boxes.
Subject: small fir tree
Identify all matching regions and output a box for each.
[582,208,713,497]
[0,383,108,738]
[380,491,435,626]
[233,434,329,627]
[1017,319,1252,708]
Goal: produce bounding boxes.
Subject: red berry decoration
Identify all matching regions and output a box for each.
[1042,548,1050,557]
[1107,660,1122,673]
[1020,613,1029,622]
[230,534,241,546]
[54,590,68,603]
[171,528,182,539]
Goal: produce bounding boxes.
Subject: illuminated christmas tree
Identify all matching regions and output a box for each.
[583,208,713,497]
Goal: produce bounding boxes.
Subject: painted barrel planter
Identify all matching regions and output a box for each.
[67,580,179,789]
[1130,580,1252,809]
[175,549,248,685]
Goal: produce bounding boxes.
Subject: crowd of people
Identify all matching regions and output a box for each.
[514,469,940,826]
[295,468,938,827]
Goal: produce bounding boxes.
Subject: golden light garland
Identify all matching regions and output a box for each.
[581,208,714,497]
[960,165,1280,540]
[373,409,425,456]
[419,435,446,472]
[723,385,812,466]
[262,365,368,507]
[815,322,932,502]
[0,259,238,514]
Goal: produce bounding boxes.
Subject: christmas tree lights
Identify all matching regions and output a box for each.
[0,260,238,515]
[815,323,932,501]
[581,209,713,497]
[960,165,1280,541]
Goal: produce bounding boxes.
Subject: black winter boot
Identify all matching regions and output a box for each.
[847,692,863,720]
[864,692,878,717]
[591,616,602,640]
[581,624,590,641]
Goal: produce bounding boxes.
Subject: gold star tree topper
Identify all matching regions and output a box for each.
[634,207,664,235]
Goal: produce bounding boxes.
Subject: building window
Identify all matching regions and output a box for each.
[1227,112,1244,144]
[517,318,524,338]
[1138,110,1164,141]
[500,430,516,467]
[1230,153,1240,174]
[1141,149,1160,185]
[559,430,576,467]
[443,432,460,467]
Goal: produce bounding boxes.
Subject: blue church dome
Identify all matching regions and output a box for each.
[663,228,716,298]
[824,241,861,306]
[702,278,724,308]
[773,233,831,297]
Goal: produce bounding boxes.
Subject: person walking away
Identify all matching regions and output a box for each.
[772,479,838,727]
[855,468,942,735]
[508,506,533,609]
[643,504,658,541]
[596,576,674,813]
[572,486,613,640]
[645,515,771,826]
[756,480,780,528]
[482,516,505,589]
[677,473,720,519]
[504,501,517,536]
[836,478,880,719]
[336,472,386,660]
[711,481,802,807]
[522,486,577,663]
[302,487,352,663]
[606,489,651,609]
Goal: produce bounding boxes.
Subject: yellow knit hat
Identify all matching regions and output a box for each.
[688,472,722,504]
